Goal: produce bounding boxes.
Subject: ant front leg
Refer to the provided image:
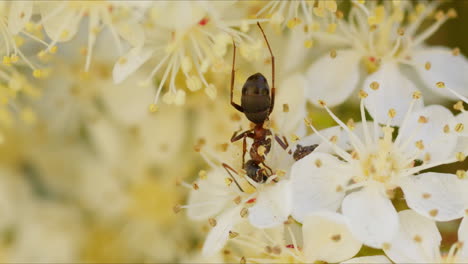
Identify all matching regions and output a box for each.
[231,129,252,169]
[222,163,244,192]
[230,40,244,113]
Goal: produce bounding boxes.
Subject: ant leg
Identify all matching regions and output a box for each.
[222,163,244,192]
[257,22,275,114]
[231,129,252,143]
[230,40,244,113]
[274,135,289,150]
[261,161,274,176]
[242,134,247,169]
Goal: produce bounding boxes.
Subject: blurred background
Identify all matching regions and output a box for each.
[0,1,466,263]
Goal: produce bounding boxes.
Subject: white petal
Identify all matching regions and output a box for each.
[116,21,145,48]
[202,207,242,257]
[290,152,351,222]
[248,180,291,228]
[342,255,392,264]
[303,212,362,263]
[413,47,468,99]
[8,1,32,34]
[458,217,468,260]
[401,172,466,221]
[384,210,441,263]
[187,169,233,220]
[454,111,468,154]
[113,47,152,84]
[397,105,457,163]
[363,62,423,126]
[297,125,344,154]
[342,188,399,248]
[39,3,81,42]
[305,50,361,107]
[271,74,306,135]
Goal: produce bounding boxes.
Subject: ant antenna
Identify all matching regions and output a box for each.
[256,22,275,113]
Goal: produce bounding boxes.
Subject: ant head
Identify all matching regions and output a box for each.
[242,73,269,96]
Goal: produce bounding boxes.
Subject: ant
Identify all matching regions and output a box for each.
[222,22,317,191]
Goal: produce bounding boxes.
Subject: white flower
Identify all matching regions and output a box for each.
[256,0,337,31]
[381,210,468,263]
[304,1,468,123]
[113,1,262,107]
[290,92,466,248]
[227,212,362,263]
[38,1,146,71]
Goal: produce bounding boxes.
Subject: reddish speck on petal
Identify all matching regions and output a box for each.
[246,198,256,204]
[198,17,209,26]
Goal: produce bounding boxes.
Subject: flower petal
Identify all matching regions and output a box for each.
[363,62,423,126]
[8,1,33,34]
[342,188,399,248]
[248,180,291,228]
[271,74,306,135]
[39,3,81,42]
[305,50,361,107]
[397,105,457,163]
[342,255,392,264]
[290,152,351,222]
[413,47,468,99]
[401,172,466,221]
[384,210,441,263]
[113,47,152,84]
[202,207,242,257]
[302,212,362,263]
[187,169,233,220]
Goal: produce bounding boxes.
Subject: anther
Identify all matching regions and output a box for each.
[455,123,464,133]
[359,90,368,98]
[415,140,425,150]
[347,118,355,130]
[443,125,450,133]
[199,170,207,179]
[418,116,428,123]
[412,91,422,99]
[173,204,181,214]
[225,178,233,186]
[370,81,380,90]
[456,170,466,179]
[413,235,422,243]
[331,234,341,242]
[436,81,446,89]
[422,193,431,199]
[388,108,397,119]
[229,231,239,239]
[208,218,217,227]
[429,209,438,217]
[283,104,290,113]
[455,152,466,162]
[447,8,457,19]
[425,62,431,70]
[192,182,199,190]
[330,49,337,59]
[452,47,460,56]
[148,103,158,113]
[233,196,242,205]
[315,159,323,168]
[453,101,464,111]
[240,208,249,218]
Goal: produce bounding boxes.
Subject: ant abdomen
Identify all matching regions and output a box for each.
[241,73,271,124]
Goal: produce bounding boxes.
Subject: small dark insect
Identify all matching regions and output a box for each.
[222,23,317,191]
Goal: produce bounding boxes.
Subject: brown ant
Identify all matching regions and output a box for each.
[222,22,317,191]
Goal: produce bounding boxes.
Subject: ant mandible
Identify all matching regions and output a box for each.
[223,22,317,191]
